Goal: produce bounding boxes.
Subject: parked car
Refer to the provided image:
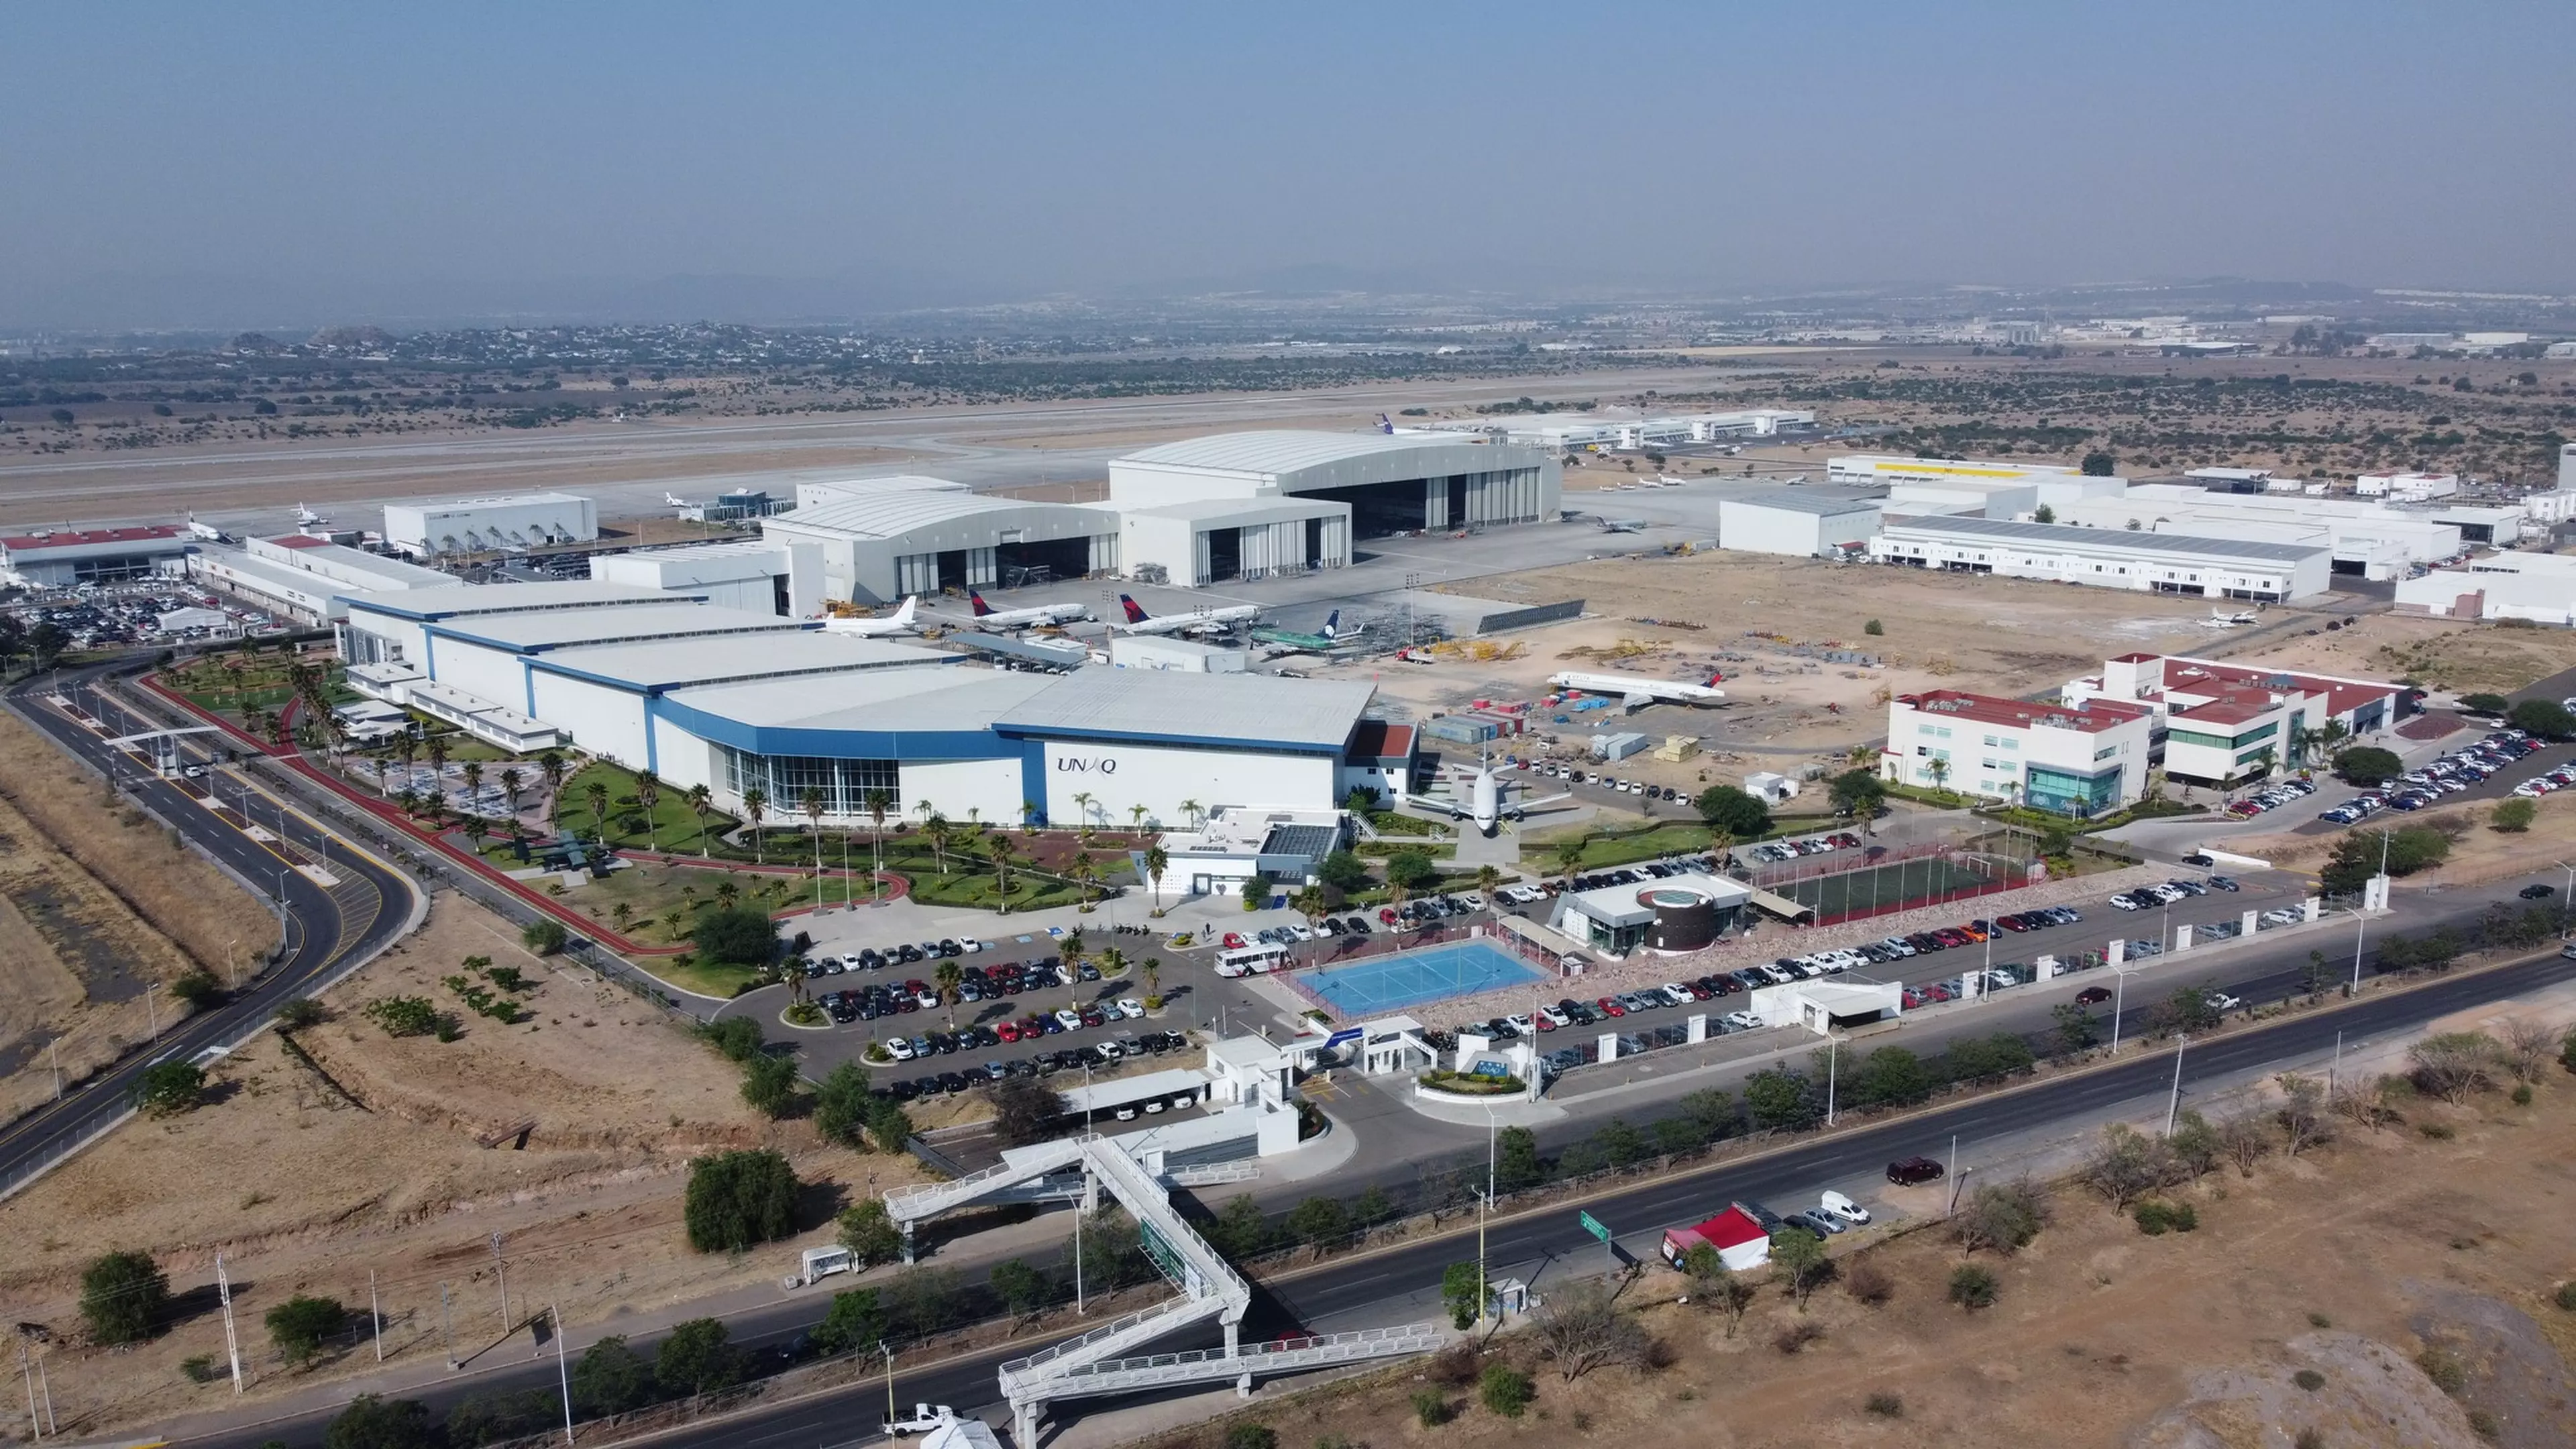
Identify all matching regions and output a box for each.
[1886,1156,1945,1187]
[1819,1190,1871,1225]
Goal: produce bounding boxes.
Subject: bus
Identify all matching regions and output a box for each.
[1214,945,1290,978]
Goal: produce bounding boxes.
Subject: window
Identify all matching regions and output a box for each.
[2094,744,2119,761]
[1982,735,2000,748]
[2001,738,2019,751]
[2167,727,2231,749]
[716,745,900,818]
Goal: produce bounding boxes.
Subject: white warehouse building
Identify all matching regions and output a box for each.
[382,492,599,559]
[760,492,1120,605]
[1716,490,1882,557]
[193,535,461,624]
[1108,431,1558,540]
[2396,551,2576,625]
[1870,515,2332,602]
[589,539,826,617]
[331,580,1399,830]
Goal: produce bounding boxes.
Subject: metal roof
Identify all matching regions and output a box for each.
[535,632,952,691]
[997,669,1375,751]
[1116,430,1503,477]
[434,602,803,651]
[665,665,1048,729]
[341,580,680,619]
[1879,513,2326,563]
[1118,495,1350,524]
[1722,490,1882,517]
[771,492,1115,540]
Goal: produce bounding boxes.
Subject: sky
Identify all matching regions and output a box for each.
[5,1,2573,327]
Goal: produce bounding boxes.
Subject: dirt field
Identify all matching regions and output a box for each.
[2231,790,2576,890]
[1185,998,2576,1449]
[1322,553,2256,792]
[0,897,926,1438]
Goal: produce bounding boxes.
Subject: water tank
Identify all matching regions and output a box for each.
[1642,885,1721,953]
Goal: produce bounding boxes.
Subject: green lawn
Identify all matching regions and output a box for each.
[561,761,738,852]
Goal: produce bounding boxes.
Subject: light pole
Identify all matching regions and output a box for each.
[2164,1033,2188,1135]
[881,1341,896,1430]
[2109,965,2135,1053]
[1477,1102,1497,1326]
[2557,860,2575,938]
[1824,1034,1839,1126]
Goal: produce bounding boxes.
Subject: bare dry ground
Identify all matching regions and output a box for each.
[2232,790,2576,890]
[0,898,928,1438]
[1163,1000,2576,1449]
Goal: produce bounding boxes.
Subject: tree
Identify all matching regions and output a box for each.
[2492,797,2537,833]
[686,783,716,855]
[632,769,663,851]
[812,1062,874,1148]
[2157,983,2224,1035]
[1439,1261,1485,1329]
[445,1387,562,1446]
[1530,1277,1647,1380]
[810,1286,890,1354]
[1144,843,1169,910]
[2050,1002,2099,1055]
[865,1095,914,1153]
[2080,450,2118,476]
[266,1294,348,1366]
[698,1015,765,1062]
[2459,692,2511,717]
[1926,755,1951,792]
[79,1250,168,1345]
[2032,503,2057,523]
[989,1261,1049,1324]
[2334,745,2403,786]
[1827,768,1886,820]
[740,1053,799,1117]
[741,787,767,863]
[985,833,1017,909]
[837,1199,905,1267]
[323,1395,443,1449]
[168,967,225,1010]
[567,1334,658,1416]
[2080,1123,2172,1212]
[2511,698,2576,741]
[581,776,610,837]
[655,1318,743,1397]
[1285,1195,1352,1250]
[519,918,567,955]
[987,1077,1068,1146]
[2275,1071,2333,1156]
[683,1149,801,1252]
[1951,1179,2047,1255]
[690,906,778,967]
[1692,784,1771,836]
[2408,1032,2499,1104]
[1770,1226,1833,1305]
[1849,1046,1934,1108]
[133,1059,205,1116]
[1383,849,1439,892]
[1742,1068,1819,1132]
[1494,1124,1544,1191]
[1317,849,1371,892]
[1682,1245,1754,1336]
[1479,1361,1535,1418]
[1947,1263,1999,1311]
[2321,825,2449,894]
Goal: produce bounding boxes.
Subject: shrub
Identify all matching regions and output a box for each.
[1843,1258,1894,1305]
[1863,618,1884,635]
[2416,1348,2467,1395]
[690,906,780,967]
[837,1200,904,1267]
[1947,1264,1999,1311]
[1411,1389,1452,1427]
[2295,1430,2325,1449]
[132,1061,205,1117]
[812,1062,873,1148]
[2135,1199,2200,1235]
[1426,1341,1480,1387]
[446,1387,564,1446]
[1773,1321,1825,1354]
[2556,1281,2576,1311]
[2491,798,2537,833]
[180,1353,219,1383]
[683,1149,801,1252]
[656,1318,743,1397]
[2294,1368,2326,1391]
[364,996,441,1038]
[519,918,568,955]
[265,1294,347,1366]
[168,968,225,1009]
[79,1250,168,1344]
[740,1053,800,1117]
[323,1395,439,1449]
[1224,1426,1279,1449]
[2468,1407,2502,1440]
[1864,1391,1904,1417]
[568,1335,656,1417]
[272,997,326,1032]
[1477,1362,1534,1418]
[697,1015,765,1062]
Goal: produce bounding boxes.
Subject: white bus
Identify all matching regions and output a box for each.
[1214,945,1290,978]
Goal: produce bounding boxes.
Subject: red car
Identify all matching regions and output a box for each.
[1222,932,1246,950]
[995,1020,1024,1042]
[1595,996,1625,1017]
[1379,907,1400,924]
[1933,928,1972,949]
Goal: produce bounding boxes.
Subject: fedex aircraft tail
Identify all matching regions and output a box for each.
[969,589,994,616]
[1321,610,1340,639]
[1376,413,1394,434]
[1119,594,1150,624]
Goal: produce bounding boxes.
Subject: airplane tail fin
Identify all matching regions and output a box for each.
[1320,610,1340,639]
[969,590,994,616]
[1119,594,1150,624]
[1376,413,1394,434]
[892,596,918,626]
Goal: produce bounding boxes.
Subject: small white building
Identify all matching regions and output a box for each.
[382,492,598,559]
[1743,770,1799,804]
[1746,979,1904,1035]
[155,605,231,635]
[1884,688,2156,815]
[2357,470,2459,501]
[1715,491,1882,557]
[2397,551,2576,625]
[1870,515,2332,601]
[1548,871,1753,957]
[1108,634,1248,673]
[588,539,826,617]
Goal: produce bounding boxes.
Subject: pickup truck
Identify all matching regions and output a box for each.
[885,1402,959,1437]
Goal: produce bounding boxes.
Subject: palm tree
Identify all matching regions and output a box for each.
[686,782,714,856]
[1474,864,1503,905]
[863,788,895,896]
[1018,799,1038,833]
[538,750,566,830]
[1061,927,1086,981]
[1926,756,1951,796]
[390,731,419,798]
[1290,885,1330,964]
[462,761,484,815]
[499,767,525,825]
[1068,851,1101,911]
[1554,840,1586,891]
[1143,844,1169,912]
[425,733,449,799]
[584,777,611,841]
[394,788,420,819]
[985,833,1017,912]
[924,811,952,875]
[634,769,663,852]
[1128,803,1149,835]
[1142,957,1161,1004]
[610,901,633,931]
[1179,798,1204,830]
[1069,791,1095,837]
[934,960,963,1028]
[741,787,768,865]
[800,786,828,904]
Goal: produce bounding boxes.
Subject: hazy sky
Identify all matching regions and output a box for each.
[6,1,2573,326]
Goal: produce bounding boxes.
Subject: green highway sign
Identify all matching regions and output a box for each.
[1578,1211,1609,1243]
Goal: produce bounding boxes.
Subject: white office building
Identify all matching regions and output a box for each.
[2396,551,2576,625]
[2063,652,2404,790]
[1430,409,1811,451]
[193,535,462,625]
[382,492,598,559]
[2356,470,2460,501]
[0,525,193,587]
[1869,515,2333,601]
[1715,491,1882,556]
[1883,690,2155,816]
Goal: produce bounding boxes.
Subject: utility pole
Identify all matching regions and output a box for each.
[492,1234,511,1338]
[48,1040,60,1102]
[551,1305,573,1446]
[1825,1034,1839,1126]
[2165,1033,2188,1135]
[1477,1104,1497,1325]
[370,1269,383,1362]
[32,1350,52,1437]
[2328,1030,2343,1100]
[881,1342,896,1430]
[440,1282,455,1368]
[19,1343,38,1442]
[216,1252,244,1393]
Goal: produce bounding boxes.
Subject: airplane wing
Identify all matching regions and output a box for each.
[1411,796,1474,820]
[1504,792,1574,818]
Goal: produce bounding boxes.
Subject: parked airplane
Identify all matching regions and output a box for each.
[293,502,329,527]
[1596,517,1648,533]
[1548,669,1727,708]
[968,590,1087,629]
[820,596,921,637]
[1249,610,1352,654]
[2200,607,2259,627]
[1113,594,1258,636]
[1415,755,1572,836]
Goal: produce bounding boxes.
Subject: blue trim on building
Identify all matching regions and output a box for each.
[643,696,661,775]
[523,660,537,718]
[991,723,1344,757]
[521,649,955,696]
[650,694,1016,762]
[1020,737,1049,826]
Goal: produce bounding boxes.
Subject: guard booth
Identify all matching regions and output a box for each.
[1356,1016,1435,1075]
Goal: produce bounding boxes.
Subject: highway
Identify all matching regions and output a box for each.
[0,659,420,1196]
[172,936,2576,1449]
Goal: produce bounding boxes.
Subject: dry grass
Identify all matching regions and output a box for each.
[0,898,930,1438]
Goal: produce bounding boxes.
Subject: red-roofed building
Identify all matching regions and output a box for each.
[1884,688,2154,817]
[1341,719,1418,803]
[2061,652,2405,790]
[0,525,190,586]
[1662,1204,1772,1273]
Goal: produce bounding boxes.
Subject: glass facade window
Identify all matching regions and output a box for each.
[2025,763,2123,818]
[716,744,900,818]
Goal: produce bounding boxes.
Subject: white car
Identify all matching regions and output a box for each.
[1819,1189,1872,1225]
[1661,983,1694,1006]
[885,1403,959,1438]
[1054,1008,1083,1030]
[2206,991,2243,1012]
[883,1036,916,1061]
[1505,1014,1535,1036]
[1722,1010,1763,1030]
[1538,1003,1572,1028]
[1115,998,1144,1019]
[957,937,984,953]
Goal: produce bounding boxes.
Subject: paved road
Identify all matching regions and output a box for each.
[168,915,2576,1449]
[0,659,421,1195]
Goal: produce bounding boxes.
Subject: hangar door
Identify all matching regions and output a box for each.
[996,531,1097,588]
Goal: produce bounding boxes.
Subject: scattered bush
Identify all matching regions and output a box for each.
[168,968,225,1009]
[2308,1311,2332,1327]
[2468,1407,2502,1440]
[656,1318,743,1397]
[683,1149,801,1252]
[1864,1391,1904,1417]
[739,1053,800,1117]
[1223,1425,1278,1449]
[1772,1321,1825,1354]
[1953,1178,2049,1254]
[2134,1199,2199,1235]
[2415,1348,2467,1396]
[363,996,443,1038]
[2556,1281,2576,1312]
[1843,1258,1894,1306]
[697,1015,765,1062]
[1411,1389,1452,1427]
[180,1353,218,1383]
[2294,1368,2326,1391]
[690,906,780,967]
[272,997,325,1032]
[519,918,568,955]
[1478,1360,1534,1417]
[1947,1264,1999,1311]
[265,1294,347,1367]
[2294,1429,2325,1449]
[80,1250,168,1344]
[1426,1341,1480,1387]
[131,1061,205,1117]
[323,1395,439,1449]
[2418,1122,2456,1140]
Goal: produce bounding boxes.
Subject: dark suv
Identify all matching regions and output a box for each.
[1886,1156,1945,1187]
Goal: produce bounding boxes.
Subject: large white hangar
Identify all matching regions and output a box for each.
[1108,431,1559,539]
[331,581,1399,830]
[761,491,1119,604]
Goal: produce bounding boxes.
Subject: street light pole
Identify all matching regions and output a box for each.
[1825,1034,1839,1126]
[2165,1033,2188,1135]
[1477,1103,1497,1327]
[2110,967,2129,1054]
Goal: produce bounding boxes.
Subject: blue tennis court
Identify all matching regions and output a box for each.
[1297,941,1548,1016]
